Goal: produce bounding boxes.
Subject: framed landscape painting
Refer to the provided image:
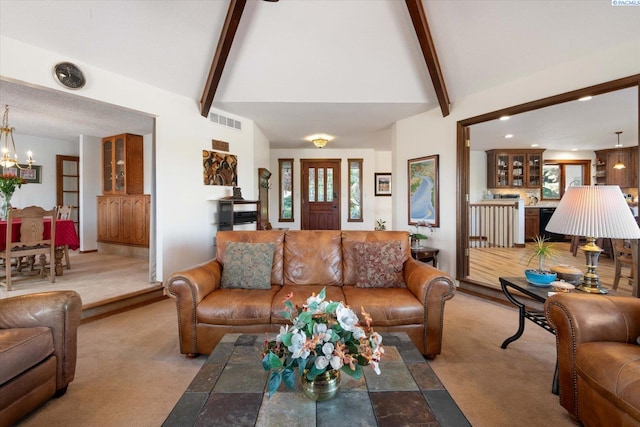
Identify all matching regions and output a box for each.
[408,155,439,227]
[374,173,391,196]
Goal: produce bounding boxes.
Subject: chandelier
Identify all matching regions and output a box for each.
[0,105,34,170]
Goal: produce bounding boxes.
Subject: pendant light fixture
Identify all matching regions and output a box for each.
[612,131,625,170]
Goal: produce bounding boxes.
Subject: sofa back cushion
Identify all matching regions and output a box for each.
[342,231,411,285]
[283,230,342,286]
[216,230,285,286]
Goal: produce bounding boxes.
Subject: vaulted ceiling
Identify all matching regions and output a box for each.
[1,0,639,151]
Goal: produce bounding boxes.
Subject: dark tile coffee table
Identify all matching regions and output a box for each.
[164,333,469,427]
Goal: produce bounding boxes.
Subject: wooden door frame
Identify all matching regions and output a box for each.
[301,158,341,230]
[457,75,640,287]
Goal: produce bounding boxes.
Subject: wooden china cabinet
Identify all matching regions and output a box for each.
[97,133,150,247]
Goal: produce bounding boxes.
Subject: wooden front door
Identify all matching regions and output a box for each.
[301,159,341,230]
[56,155,80,233]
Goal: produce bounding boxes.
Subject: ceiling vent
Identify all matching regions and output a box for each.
[209,113,242,131]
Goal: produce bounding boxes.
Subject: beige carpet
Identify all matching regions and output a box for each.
[16,292,575,427]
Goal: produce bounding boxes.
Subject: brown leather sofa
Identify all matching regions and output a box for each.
[167,230,456,359]
[0,291,82,427]
[545,293,640,426]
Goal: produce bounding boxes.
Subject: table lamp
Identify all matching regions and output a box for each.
[545,185,640,294]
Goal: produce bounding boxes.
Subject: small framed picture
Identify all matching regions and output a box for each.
[11,165,42,183]
[374,173,392,196]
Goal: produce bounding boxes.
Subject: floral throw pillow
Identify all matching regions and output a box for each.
[353,240,406,288]
[221,242,275,289]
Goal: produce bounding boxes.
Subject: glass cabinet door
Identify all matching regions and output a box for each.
[103,139,113,193]
[512,154,525,187]
[527,154,542,187]
[496,154,510,187]
[115,136,125,193]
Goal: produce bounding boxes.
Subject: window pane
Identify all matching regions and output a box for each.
[327,168,333,202]
[309,168,315,202]
[348,159,362,221]
[279,159,294,221]
[318,168,325,202]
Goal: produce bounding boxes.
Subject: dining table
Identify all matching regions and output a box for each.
[0,218,80,276]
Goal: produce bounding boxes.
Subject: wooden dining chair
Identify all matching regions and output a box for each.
[0,206,56,291]
[611,239,638,297]
[56,205,73,269]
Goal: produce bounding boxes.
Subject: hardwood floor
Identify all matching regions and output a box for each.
[468,240,635,297]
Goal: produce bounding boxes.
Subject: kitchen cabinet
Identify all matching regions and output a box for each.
[486,149,544,189]
[102,133,143,195]
[97,194,150,247]
[594,147,638,188]
[525,208,540,241]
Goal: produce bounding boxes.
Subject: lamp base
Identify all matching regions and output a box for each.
[577,238,608,294]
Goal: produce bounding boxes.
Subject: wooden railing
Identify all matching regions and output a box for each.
[469,202,519,248]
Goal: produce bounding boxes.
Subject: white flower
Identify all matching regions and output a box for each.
[369,332,383,348]
[288,330,310,359]
[313,323,333,342]
[336,304,359,332]
[314,342,335,370]
[352,326,366,340]
[276,324,290,342]
[330,355,343,370]
[370,360,381,375]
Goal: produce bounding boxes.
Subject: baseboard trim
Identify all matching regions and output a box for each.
[81,283,166,322]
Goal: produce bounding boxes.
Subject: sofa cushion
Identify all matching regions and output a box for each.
[221,242,275,289]
[353,240,406,288]
[271,285,347,324]
[342,231,410,285]
[0,327,54,384]
[216,230,285,286]
[197,287,282,326]
[576,341,640,418]
[283,231,343,286]
[342,287,424,326]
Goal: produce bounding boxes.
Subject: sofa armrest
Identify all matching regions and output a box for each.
[544,293,640,419]
[166,259,222,356]
[0,290,82,392]
[404,259,456,357]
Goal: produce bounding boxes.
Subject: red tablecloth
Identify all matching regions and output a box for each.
[0,219,80,251]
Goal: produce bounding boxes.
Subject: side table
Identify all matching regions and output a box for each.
[411,246,439,268]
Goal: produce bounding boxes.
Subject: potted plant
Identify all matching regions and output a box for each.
[523,235,558,286]
[375,219,387,231]
[409,221,431,248]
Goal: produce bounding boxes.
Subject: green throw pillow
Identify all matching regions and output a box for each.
[221,242,275,289]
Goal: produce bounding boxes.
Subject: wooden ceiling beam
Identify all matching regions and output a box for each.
[200,0,247,117]
[405,0,451,117]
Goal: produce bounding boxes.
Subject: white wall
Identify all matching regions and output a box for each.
[79,134,101,251]
[394,41,640,278]
[374,151,393,227]
[269,148,376,231]
[10,133,79,209]
[1,36,267,281]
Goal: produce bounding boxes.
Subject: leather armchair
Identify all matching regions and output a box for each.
[0,291,82,427]
[545,293,640,426]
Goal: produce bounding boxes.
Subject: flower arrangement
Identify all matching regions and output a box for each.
[0,174,26,196]
[261,287,384,397]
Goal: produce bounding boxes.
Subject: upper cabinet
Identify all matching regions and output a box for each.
[102,133,144,194]
[486,149,544,189]
[594,147,638,188]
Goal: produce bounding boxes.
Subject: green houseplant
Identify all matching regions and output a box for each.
[523,235,559,285]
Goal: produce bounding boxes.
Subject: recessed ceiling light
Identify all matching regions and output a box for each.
[531,144,539,147]
[578,96,592,101]
[571,148,578,151]
[499,116,510,121]
[505,134,514,139]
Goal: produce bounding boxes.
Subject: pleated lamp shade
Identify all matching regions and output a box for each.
[545,186,640,239]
